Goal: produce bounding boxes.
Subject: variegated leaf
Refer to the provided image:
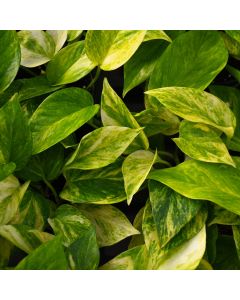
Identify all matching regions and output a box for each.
[0,31,20,93]
[29,88,99,154]
[61,160,126,204]
[46,40,96,85]
[65,126,140,170]
[0,95,32,170]
[85,30,146,70]
[46,30,67,53]
[123,40,168,97]
[0,163,16,181]
[173,121,235,166]
[11,189,54,230]
[78,204,139,247]
[18,30,55,67]
[134,107,180,136]
[0,224,53,253]
[128,207,145,249]
[146,87,236,138]
[144,30,171,42]
[149,157,240,215]
[142,200,207,269]
[100,245,149,270]
[0,176,29,225]
[208,205,240,226]
[148,30,228,90]
[122,150,157,204]
[18,144,65,182]
[209,85,240,152]
[48,204,99,270]
[149,180,203,248]
[67,30,83,41]
[101,78,149,152]
[16,236,69,270]
[221,31,240,60]
[0,75,62,106]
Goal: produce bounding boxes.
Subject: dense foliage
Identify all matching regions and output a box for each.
[0,30,240,270]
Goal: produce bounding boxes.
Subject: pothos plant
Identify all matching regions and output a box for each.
[0,30,240,270]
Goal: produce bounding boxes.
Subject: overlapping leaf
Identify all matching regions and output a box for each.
[29,88,99,154]
[101,78,149,152]
[146,87,236,138]
[0,95,32,170]
[173,121,235,166]
[48,204,99,269]
[65,126,140,170]
[0,31,20,93]
[122,150,157,204]
[149,157,240,215]
[85,30,146,70]
[78,204,139,247]
[46,41,95,85]
[61,160,126,204]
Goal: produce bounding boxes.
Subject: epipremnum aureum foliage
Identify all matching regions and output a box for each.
[0,30,240,270]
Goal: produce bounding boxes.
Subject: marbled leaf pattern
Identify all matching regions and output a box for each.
[85,30,146,70]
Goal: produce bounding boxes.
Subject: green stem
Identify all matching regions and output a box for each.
[87,67,101,90]
[43,179,59,204]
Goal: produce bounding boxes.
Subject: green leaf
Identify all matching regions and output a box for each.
[146,87,236,138]
[15,236,69,270]
[65,126,140,170]
[221,31,240,60]
[29,88,99,154]
[149,157,240,215]
[48,204,99,270]
[148,30,228,90]
[0,177,29,225]
[148,180,203,248]
[0,163,16,181]
[0,95,32,170]
[208,205,240,226]
[46,40,95,85]
[67,30,83,42]
[134,107,180,136]
[210,85,240,152]
[78,204,139,247]
[227,65,240,83]
[18,30,55,67]
[61,160,126,204]
[143,30,171,42]
[128,207,145,249]
[142,200,207,269]
[197,259,213,270]
[0,224,53,253]
[100,245,149,270]
[0,31,20,93]
[0,237,13,268]
[0,75,63,106]
[123,40,168,96]
[101,78,149,152]
[18,144,65,182]
[173,121,235,166]
[85,30,146,70]
[232,225,240,260]
[46,30,67,53]
[122,150,157,204]
[10,189,54,230]
[155,226,206,270]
